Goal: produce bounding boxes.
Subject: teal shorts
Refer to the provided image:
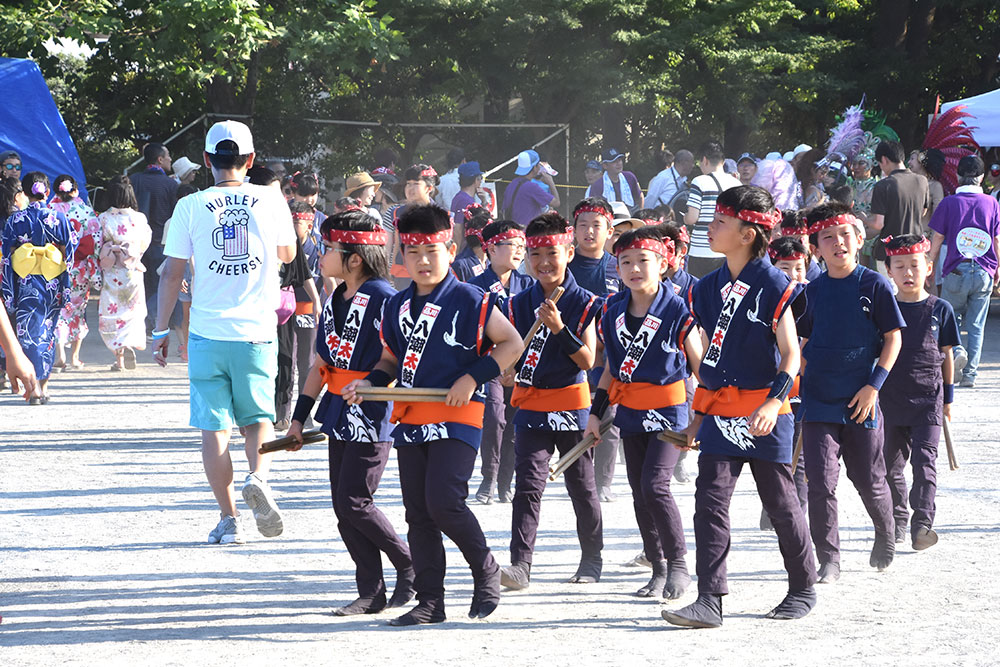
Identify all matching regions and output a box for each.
[187,333,277,431]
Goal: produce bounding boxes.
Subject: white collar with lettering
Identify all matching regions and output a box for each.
[956,185,984,194]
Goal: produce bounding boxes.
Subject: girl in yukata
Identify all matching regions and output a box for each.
[97,175,151,371]
[0,172,76,404]
[49,174,102,370]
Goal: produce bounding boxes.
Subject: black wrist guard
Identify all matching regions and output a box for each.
[365,369,393,387]
[767,371,794,402]
[553,326,583,356]
[590,388,610,419]
[469,355,502,386]
[292,394,316,424]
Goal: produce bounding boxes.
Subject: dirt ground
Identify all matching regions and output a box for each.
[2,301,998,666]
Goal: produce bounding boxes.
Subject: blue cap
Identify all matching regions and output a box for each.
[585,159,601,170]
[601,148,624,163]
[515,150,540,176]
[457,161,483,178]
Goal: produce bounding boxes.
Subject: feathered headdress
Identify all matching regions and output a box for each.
[921,98,979,195]
[857,110,899,165]
[818,102,866,181]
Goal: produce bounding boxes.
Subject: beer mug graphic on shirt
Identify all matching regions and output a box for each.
[212,208,251,261]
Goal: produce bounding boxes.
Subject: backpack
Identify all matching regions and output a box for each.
[671,173,721,219]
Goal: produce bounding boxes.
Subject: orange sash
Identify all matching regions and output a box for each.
[609,379,687,411]
[295,301,314,315]
[510,382,591,411]
[390,400,485,428]
[789,375,801,400]
[318,366,368,396]
[692,386,791,418]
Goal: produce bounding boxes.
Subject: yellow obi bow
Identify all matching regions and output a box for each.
[11,243,67,280]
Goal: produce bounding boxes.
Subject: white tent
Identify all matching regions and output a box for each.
[941,88,1000,147]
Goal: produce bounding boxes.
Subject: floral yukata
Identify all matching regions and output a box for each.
[97,207,151,352]
[1,202,76,380]
[50,197,102,344]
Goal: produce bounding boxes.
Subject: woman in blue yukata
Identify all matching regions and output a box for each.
[0,171,76,404]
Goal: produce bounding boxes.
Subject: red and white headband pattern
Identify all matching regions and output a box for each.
[768,248,806,261]
[419,166,438,180]
[883,235,931,256]
[807,213,860,236]
[399,226,453,246]
[615,237,674,258]
[484,228,525,249]
[573,205,612,223]
[715,204,782,230]
[526,227,575,248]
[324,227,388,245]
[292,211,314,221]
[780,225,807,237]
[675,225,690,244]
[463,203,490,222]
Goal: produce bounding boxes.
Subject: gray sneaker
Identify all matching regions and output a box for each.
[242,473,284,537]
[208,514,245,545]
[960,375,976,388]
[953,348,968,376]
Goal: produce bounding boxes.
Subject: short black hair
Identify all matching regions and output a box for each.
[445,147,465,170]
[403,164,438,187]
[462,207,493,249]
[781,209,807,234]
[698,140,725,165]
[572,196,613,225]
[805,200,855,245]
[874,139,905,165]
[613,225,667,256]
[373,147,397,169]
[716,185,775,260]
[53,174,77,202]
[246,165,279,186]
[526,211,571,240]
[653,204,675,223]
[321,209,391,280]
[288,199,313,216]
[106,174,138,209]
[0,176,21,216]
[459,172,480,188]
[176,183,198,201]
[828,184,854,205]
[632,208,661,223]
[769,236,811,267]
[656,222,686,251]
[482,220,524,246]
[21,171,50,200]
[143,142,168,164]
[397,204,452,243]
[207,140,251,170]
[291,171,319,197]
[883,233,928,270]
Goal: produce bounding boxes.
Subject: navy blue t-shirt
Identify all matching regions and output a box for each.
[797,267,906,339]
[569,252,621,296]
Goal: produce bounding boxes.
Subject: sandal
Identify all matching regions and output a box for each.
[123,347,137,370]
[110,363,123,372]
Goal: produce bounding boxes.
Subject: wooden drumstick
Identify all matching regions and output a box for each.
[504,286,565,374]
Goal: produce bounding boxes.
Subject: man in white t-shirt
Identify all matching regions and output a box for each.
[683,140,741,277]
[154,120,297,545]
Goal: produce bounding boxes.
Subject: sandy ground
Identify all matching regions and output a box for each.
[2,300,999,666]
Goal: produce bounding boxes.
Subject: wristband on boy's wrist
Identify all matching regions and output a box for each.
[943,383,954,405]
[553,326,583,355]
[151,328,170,340]
[868,365,889,391]
[590,388,610,419]
[469,355,502,386]
[291,394,316,424]
[365,369,393,387]
[767,371,793,402]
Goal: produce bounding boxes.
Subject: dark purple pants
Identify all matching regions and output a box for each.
[622,432,687,561]
[510,429,603,564]
[883,422,940,531]
[479,379,516,495]
[694,454,817,595]
[328,439,412,598]
[396,439,497,605]
[802,419,895,565]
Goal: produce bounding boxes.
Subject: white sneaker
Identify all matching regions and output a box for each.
[242,473,284,537]
[953,348,968,376]
[207,514,245,545]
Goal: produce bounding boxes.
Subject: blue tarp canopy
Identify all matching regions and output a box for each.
[0,57,88,201]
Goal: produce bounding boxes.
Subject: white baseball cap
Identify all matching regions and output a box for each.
[782,151,795,161]
[205,120,255,155]
[792,143,812,157]
[765,151,782,161]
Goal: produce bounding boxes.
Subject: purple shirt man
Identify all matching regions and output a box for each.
[928,186,1000,277]
[501,150,558,225]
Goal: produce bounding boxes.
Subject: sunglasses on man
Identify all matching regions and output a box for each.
[2,163,22,172]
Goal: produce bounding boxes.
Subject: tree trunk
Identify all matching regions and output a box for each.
[874,0,911,49]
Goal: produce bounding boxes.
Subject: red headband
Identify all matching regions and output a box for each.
[484,228,526,249]
[675,225,690,244]
[292,212,314,221]
[780,225,808,237]
[463,204,488,222]
[615,237,674,259]
[371,166,395,176]
[768,248,806,261]
[715,204,782,230]
[399,226,453,246]
[883,235,931,256]
[574,205,612,224]
[324,227,388,245]
[526,227,575,248]
[419,166,438,180]
[641,218,658,226]
[807,213,860,236]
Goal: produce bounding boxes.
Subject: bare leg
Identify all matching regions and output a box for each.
[202,429,238,516]
[69,338,83,366]
[242,420,275,480]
